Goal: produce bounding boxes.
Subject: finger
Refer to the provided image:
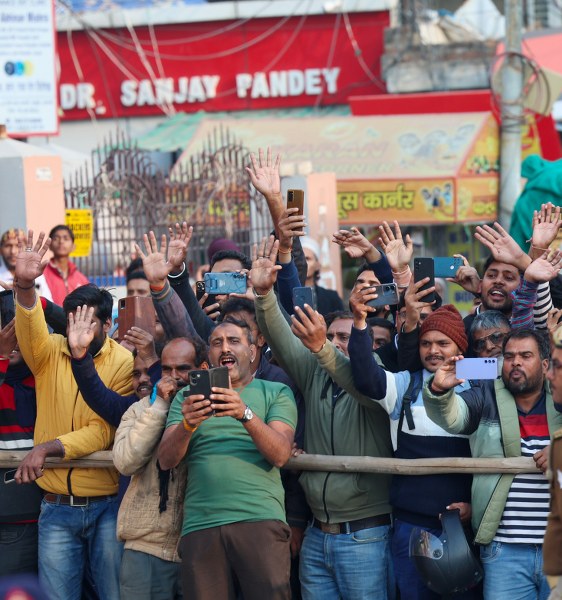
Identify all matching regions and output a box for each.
[266,146,271,167]
[160,234,167,257]
[258,147,265,167]
[133,243,146,259]
[141,234,152,256]
[393,220,402,240]
[274,153,281,170]
[251,242,258,263]
[532,210,538,228]
[147,231,159,253]
[249,152,258,172]
[493,222,509,237]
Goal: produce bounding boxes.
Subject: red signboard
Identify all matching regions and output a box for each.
[57,12,389,120]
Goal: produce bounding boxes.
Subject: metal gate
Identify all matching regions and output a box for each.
[64,127,273,287]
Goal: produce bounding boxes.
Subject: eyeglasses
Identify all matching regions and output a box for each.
[473,331,506,353]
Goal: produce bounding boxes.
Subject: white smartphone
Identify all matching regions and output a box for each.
[456,358,498,380]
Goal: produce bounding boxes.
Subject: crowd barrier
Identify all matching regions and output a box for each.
[0,450,540,475]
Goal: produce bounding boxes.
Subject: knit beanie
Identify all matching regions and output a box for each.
[419,304,468,353]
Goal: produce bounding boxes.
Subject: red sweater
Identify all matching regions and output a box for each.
[43,261,90,305]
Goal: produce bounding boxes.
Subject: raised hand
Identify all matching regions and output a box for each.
[277,208,306,255]
[67,305,96,359]
[181,393,213,431]
[531,203,562,259]
[431,355,465,392]
[156,376,178,404]
[474,222,531,271]
[245,147,281,199]
[290,305,328,353]
[332,227,374,260]
[122,326,158,365]
[546,307,562,334]
[249,236,282,295]
[168,222,193,273]
[134,231,173,286]
[524,250,562,284]
[15,230,51,284]
[348,285,377,327]
[378,221,413,272]
[447,254,481,295]
[403,275,435,332]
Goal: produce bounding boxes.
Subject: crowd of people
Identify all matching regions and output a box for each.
[1,147,562,600]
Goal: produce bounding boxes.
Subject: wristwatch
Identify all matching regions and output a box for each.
[238,405,254,423]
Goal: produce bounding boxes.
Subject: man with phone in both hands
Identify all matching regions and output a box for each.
[423,328,562,600]
[252,237,395,600]
[157,316,297,600]
[12,231,134,600]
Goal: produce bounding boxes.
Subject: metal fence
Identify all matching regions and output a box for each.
[64,127,273,286]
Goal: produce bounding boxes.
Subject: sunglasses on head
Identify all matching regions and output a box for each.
[473,331,506,353]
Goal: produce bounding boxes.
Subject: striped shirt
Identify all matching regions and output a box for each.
[494,394,550,544]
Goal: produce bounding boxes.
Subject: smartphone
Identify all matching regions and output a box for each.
[117,296,156,341]
[3,468,17,484]
[456,357,498,380]
[0,290,15,329]
[434,256,462,278]
[292,286,317,312]
[366,283,399,308]
[414,258,435,303]
[204,272,247,296]
[287,189,305,218]
[186,367,230,415]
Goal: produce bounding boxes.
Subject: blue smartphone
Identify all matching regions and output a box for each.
[456,358,498,380]
[434,257,462,278]
[204,272,247,295]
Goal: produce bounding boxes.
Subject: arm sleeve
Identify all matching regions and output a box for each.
[168,266,215,341]
[348,326,388,399]
[511,279,538,330]
[367,250,393,284]
[254,290,319,393]
[113,397,170,476]
[15,294,54,377]
[397,327,423,372]
[71,354,136,427]
[534,281,553,330]
[276,260,302,315]
[151,281,202,342]
[422,377,482,435]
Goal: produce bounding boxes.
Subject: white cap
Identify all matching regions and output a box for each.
[300,236,320,259]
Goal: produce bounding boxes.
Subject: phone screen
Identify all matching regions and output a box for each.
[0,290,15,330]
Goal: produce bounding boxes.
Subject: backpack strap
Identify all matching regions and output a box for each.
[398,371,423,432]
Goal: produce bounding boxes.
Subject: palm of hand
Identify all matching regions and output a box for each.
[143,252,170,281]
[68,327,93,350]
[252,169,280,196]
[343,243,367,259]
[168,239,187,269]
[251,258,276,289]
[16,253,43,280]
[532,222,559,249]
[491,236,524,261]
[384,240,411,270]
[527,258,558,282]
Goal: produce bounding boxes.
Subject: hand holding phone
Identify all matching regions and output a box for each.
[456,358,498,380]
[414,258,436,303]
[434,257,463,279]
[204,272,247,295]
[366,284,399,308]
[3,468,17,484]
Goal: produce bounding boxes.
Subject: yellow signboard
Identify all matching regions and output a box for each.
[65,209,93,257]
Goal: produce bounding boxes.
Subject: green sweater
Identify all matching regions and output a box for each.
[255,290,392,523]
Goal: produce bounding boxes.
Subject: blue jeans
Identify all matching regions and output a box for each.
[38,496,123,600]
[480,541,550,600]
[300,523,394,600]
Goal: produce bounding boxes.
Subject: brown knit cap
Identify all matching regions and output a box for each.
[419,304,468,353]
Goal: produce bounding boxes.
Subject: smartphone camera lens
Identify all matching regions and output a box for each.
[288,191,293,200]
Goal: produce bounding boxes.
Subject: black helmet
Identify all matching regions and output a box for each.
[409,509,483,595]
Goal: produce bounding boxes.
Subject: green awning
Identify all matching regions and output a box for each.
[134,106,351,152]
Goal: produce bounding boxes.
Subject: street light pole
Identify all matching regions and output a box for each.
[499,0,523,229]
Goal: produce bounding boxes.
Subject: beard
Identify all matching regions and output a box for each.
[503,368,543,396]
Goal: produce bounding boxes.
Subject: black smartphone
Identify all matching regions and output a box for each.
[196,280,218,311]
[3,468,17,484]
[414,258,435,303]
[0,290,15,330]
[186,367,230,415]
[292,286,317,312]
[366,283,399,308]
[287,189,305,233]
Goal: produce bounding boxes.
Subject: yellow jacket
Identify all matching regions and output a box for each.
[15,296,133,496]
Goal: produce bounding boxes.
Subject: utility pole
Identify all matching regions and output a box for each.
[499,0,523,229]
